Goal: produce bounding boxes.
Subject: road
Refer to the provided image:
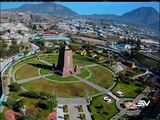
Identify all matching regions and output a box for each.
[143,53,160,62]
[0,34,39,112]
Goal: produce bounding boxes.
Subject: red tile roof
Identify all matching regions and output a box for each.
[47,110,57,120]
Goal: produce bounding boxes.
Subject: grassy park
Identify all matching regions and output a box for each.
[88,66,114,89]
[111,81,146,98]
[12,57,40,72]
[22,78,100,97]
[40,68,52,75]
[77,68,90,78]
[15,63,39,80]
[8,52,121,119]
[39,54,93,66]
[39,54,58,64]
[3,89,51,119]
[46,73,78,82]
[88,95,118,120]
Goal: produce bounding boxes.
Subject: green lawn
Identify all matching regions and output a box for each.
[111,81,146,98]
[12,57,40,72]
[46,73,78,82]
[6,91,51,119]
[40,55,58,64]
[73,59,93,66]
[73,54,94,66]
[88,66,114,89]
[77,68,90,78]
[39,54,93,66]
[15,63,39,80]
[88,96,118,120]
[40,68,52,75]
[22,78,100,97]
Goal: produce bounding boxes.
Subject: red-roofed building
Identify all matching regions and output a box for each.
[5,109,20,120]
[47,110,57,120]
[43,31,59,36]
[124,60,136,68]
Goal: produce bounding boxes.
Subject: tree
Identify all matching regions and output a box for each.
[24,50,29,56]
[136,39,141,51]
[9,83,21,91]
[13,99,25,110]
[46,97,58,110]
[32,25,37,30]
[36,39,45,50]
[0,40,8,58]
[7,29,10,33]
[118,71,126,81]
[45,47,54,54]
[9,40,19,55]
[0,113,5,120]
[6,99,14,109]
[21,115,38,120]
[50,25,57,30]
[18,30,22,35]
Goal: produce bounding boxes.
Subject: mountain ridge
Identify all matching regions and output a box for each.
[119,7,160,30]
[2,2,79,16]
[2,3,159,30]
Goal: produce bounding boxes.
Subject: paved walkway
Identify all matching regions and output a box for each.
[57,99,92,120]
[68,105,81,120]
[132,71,150,80]
[111,87,149,119]
[82,105,92,120]
[12,63,27,82]
[16,74,52,84]
[0,34,38,111]
[57,98,88,105]
[74,75,119,101]
[84,64,98,68]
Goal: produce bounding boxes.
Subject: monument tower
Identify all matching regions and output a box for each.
[52,42,80,77]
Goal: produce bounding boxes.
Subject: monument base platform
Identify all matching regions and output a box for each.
[53,66,80,77]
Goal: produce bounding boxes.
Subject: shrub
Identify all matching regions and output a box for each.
[36,101,48,109]
[21,115,38,120]
[6,99,14,109]
[0,113,5,120]
[46,97,58,110]
[20,91,50,99]
[9,83,21,91]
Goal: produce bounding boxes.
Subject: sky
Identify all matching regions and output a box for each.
[1,2,159,15]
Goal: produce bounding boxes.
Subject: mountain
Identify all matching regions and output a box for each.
[3,2,79,16]
[119,7,160,30]
[0,11,60,23]
[2,4,159,31]
[82,7,159,31]
[82,14,119,19]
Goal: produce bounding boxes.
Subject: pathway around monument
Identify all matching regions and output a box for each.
[12,63,97,85]
[12,63,28,82]
[74,74,119,101]
[10,55,144,119]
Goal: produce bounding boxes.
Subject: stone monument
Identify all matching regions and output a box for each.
[52,41,80,77]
